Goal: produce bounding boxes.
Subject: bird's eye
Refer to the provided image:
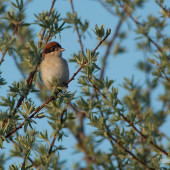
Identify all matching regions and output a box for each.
[51,47,55,51]
[44,45,59,54]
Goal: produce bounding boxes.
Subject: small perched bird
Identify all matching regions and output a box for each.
[40,41,69,90]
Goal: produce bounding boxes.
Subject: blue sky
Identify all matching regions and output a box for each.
[1,0,170,168]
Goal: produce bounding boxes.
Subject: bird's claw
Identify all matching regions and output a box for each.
[63,82,68,88]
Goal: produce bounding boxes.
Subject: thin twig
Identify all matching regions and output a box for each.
[0,49,8,65]
[109,134,123,169]
[120,113,169,156]
[92,85,123,169]
[39,0,56,47]
[156,2,169,18]
[10,139,38,169]
[69,102,83,114]
[107,131,154,170]
[28,157,38,169]
[12,54,26,79]
[70,0,84,54]
[92,84,123,169]
[5,96,55,138]
[162,133,170,141]
[21,159,26,170]
[119,2,163,53]
[98,0,116,16]
[48,134,57,155]
[69,103,86,145]
[91,82,169,156]
[0,21,21,65]
[48,107,67,155]
[69,0,86,146]
[68,123,97,165]
[156,61,170,82]
[99,18,122,80]
[45,32,52,45]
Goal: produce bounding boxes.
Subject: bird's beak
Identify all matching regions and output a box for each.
[60,48,65,52]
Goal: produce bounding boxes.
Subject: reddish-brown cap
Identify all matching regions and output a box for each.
[42,41,64,59]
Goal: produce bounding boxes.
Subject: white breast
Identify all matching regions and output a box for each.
[40,54,69,90]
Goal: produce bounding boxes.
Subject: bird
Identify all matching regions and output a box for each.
[40,41,69,90]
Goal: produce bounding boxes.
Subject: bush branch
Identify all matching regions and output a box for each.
[5,33,110,139]
[91,82,154,169]
[2,0,56,128]
[91,82,169,156]
[66,32,110,85]
[119,2,163,53]
[48,134,57,155]
[48,107,67,155]
[39,0,56,47]
[5,95,54,138]
[0,21,21,65]
[107,131,154,170]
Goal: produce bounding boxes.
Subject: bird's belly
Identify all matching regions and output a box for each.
[40,58,69,90]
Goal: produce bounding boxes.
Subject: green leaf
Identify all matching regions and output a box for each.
[24,149,31,160]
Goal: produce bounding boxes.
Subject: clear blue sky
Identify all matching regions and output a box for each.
[1,0,169,168]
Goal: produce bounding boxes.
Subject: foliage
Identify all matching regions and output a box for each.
[0,0,169,169]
